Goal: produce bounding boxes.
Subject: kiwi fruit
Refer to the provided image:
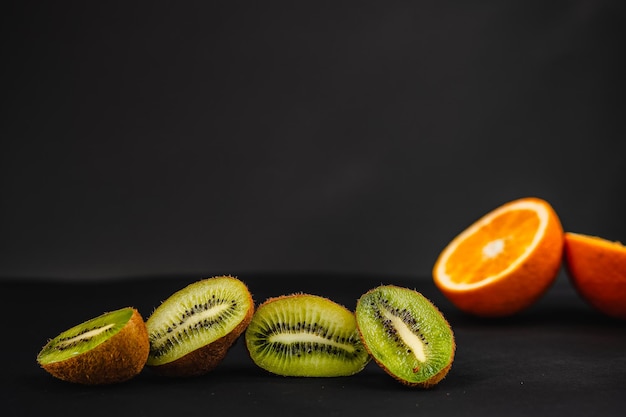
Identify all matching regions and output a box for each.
[356,285,455,388]
[145,275,254,377]
[37,307,149,385]
[244,293,371,377]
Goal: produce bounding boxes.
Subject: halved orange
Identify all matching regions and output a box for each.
[563,232,626,320]
[432,197,564,317]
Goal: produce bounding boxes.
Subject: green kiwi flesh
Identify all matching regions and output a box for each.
[146,275,254,376]
[37,307,149,384]
[245,293,371,377]
[356,285,455,387]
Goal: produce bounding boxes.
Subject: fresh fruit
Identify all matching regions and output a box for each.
[244,293,371,377]
[37,307,149,385]
[146,275,254,376]
[432,197,564,317]
[355,285,455,388]
[564,232,626,320]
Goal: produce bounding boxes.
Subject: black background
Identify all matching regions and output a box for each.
[1,0,625,281]
[1,2,626,416]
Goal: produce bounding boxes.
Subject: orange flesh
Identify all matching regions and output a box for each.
[445,209,540,284]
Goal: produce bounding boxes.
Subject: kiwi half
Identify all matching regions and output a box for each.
[356,285,455,388]
[37,307,149,385]
[146,275,254,377]
[244,293,371,377]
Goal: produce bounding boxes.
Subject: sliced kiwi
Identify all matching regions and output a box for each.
[356,285,455,388]
[145,275,254,377]
[37,307,149,385]
[244,293,371,377]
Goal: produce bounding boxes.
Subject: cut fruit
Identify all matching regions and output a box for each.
[37,307,149,385]
[564,232,626,320]
[356,285,455,388]
[244,293,371,377]
[433,197,564,317]
[146,275,254,376]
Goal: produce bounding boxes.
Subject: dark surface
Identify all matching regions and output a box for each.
[2,273,625,416]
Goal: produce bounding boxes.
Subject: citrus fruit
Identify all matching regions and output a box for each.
[432,197,564,317]
[563,232,626,320]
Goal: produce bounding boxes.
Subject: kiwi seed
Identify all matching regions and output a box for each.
[356,285,455,388]
[145,275,254,377]
[37,307,149,385]
[244,293,371,377]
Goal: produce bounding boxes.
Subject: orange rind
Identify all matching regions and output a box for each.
[564,232,626,320]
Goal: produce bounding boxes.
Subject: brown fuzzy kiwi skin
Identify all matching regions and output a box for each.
[148,287,255,377]
[40,308,150,385]
[374,350,455,389]
[255,292,305,309]
[357,286,456,388]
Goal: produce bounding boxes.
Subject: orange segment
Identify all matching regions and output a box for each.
[444,208,541,285]
[433,197,564,317]
[564,232,626,320]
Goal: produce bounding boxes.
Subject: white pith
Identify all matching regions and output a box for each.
[56,324,115,349]
[382,309,426,363]
[436,200,549,290]
[482,238,505,259]
[151,302,233,345]
[268,332,356,353]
